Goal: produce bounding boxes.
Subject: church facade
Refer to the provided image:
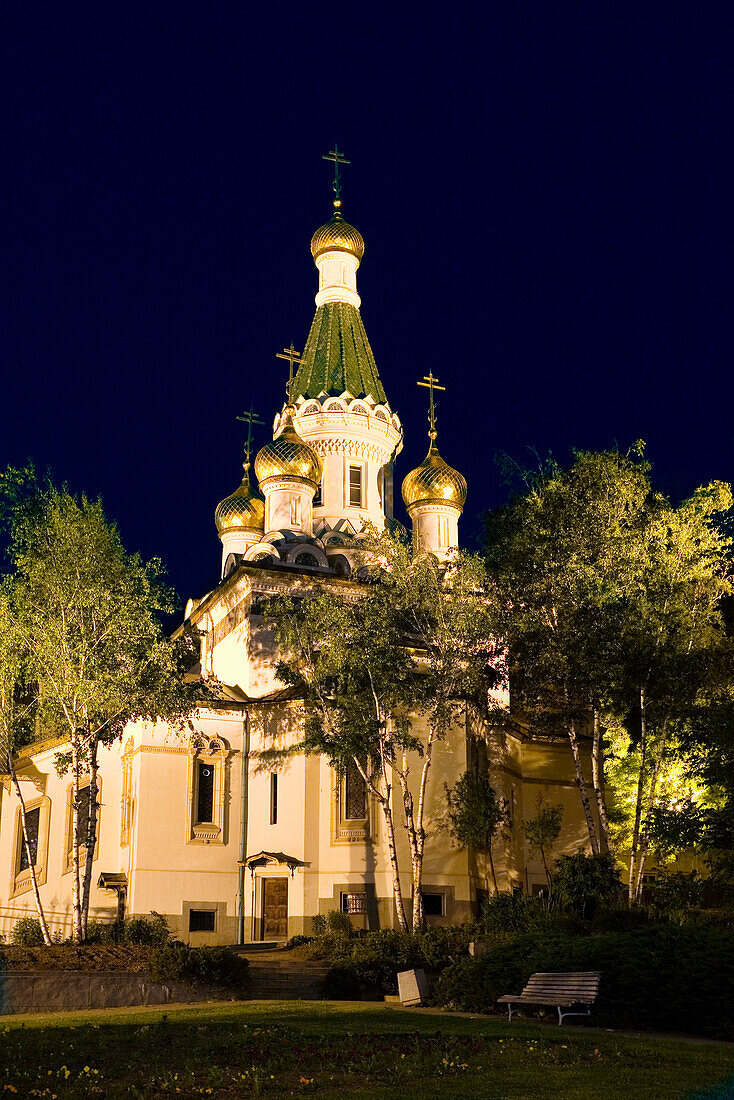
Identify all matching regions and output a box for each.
[0,181,596,945]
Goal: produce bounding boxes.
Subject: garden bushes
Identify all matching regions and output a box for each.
[433,925,734,1039]
[150,943,249,990]
[313,925,475,995]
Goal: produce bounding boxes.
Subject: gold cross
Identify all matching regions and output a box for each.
[322,144,351,208]
[417,372,446,438]
[276,344,303,404]
[236,405,264,468]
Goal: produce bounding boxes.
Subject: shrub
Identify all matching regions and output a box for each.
[311,914,327,937]
[85,919,123,944]
[150,943,248,989]
[11,917,44,946]
[326,909,352,935]
[552,852,622,918]
[433,925,734,1039]
[286,935,313,948]
[123,912,170,946]
[314,925,477,995]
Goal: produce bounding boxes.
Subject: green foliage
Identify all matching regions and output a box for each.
[552,852,622,918]
[0,470,199,940]
[149,943,249,988]
[479,893,563,934]
[434,925,734,1037]
[647,871,706,912]
[484,447,734,884]
[10,916,45,946]
[326,909,352,935]
[445,771,507,851]
[123,913,171,946]
[311,914,327,937]
[523,800,564,887]
[313,926,477,995]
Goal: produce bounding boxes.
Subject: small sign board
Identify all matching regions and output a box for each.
[397,968,430,1006]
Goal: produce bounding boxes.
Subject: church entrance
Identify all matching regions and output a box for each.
[261,877,288,940]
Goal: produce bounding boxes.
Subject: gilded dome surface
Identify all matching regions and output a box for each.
[402,443,467,510]
[310,212,365,262]
[254,414,322,486]
[214,469,265,535]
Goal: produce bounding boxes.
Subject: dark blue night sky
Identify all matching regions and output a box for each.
[2,4,732,604]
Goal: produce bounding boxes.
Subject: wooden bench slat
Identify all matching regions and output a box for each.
[498,971,601,1025]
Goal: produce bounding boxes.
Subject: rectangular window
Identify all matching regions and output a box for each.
[18,806,40,872]
[290,498,301,526]
[421,892,444,917]
[313,480,322,506]
[344,760,366,820]
[196,761,215,824]
[349,465,363,507]
[340,892,367,914]
[76,786,91,847]
[189,909,216,932]
[270,773,278,825]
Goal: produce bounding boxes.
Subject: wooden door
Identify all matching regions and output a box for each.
[262,877,288,940]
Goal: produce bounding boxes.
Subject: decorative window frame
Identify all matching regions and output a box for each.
[62,777,102,876]
[344,459,366,510]
[331,764,372,845]
[186,734,229,845]
[10,793,51,899]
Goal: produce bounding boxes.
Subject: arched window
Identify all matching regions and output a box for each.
[295,552,319,568]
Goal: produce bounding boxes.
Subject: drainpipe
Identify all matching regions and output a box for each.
[237,709,250,944]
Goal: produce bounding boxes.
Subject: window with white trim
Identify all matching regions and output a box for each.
[348,465,363,507]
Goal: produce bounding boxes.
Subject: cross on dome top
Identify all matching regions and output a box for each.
[276,344,304,405]
[322,144,351,210]
[417,372,446,442]
[235,405,264,471]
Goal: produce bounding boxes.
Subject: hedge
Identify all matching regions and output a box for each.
[433,925,734,1039]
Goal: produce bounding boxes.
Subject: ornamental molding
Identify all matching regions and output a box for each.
[307,437,393,462]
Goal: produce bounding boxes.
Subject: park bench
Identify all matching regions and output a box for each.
[498,971,601,1025]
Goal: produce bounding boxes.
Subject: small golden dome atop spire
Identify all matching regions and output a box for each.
[254,409,322,487]
[214,465,265,535]
[402,439,467,510]
[310,210,365,263]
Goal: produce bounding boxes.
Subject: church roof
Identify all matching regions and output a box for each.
[291,301,387,405]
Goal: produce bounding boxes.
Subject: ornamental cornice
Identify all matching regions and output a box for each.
[308,437,393,462]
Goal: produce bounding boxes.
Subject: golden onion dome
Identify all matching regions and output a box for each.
[310,211,365,262]
[214,466,265,535]
[254,411,322,487]
[402,441,467,510]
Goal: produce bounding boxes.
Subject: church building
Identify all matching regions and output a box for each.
[0,162,595,945]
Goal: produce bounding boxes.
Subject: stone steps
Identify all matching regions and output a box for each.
[245,961,330,1001]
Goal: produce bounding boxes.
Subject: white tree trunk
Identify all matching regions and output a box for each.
[568,717,600,854]
[628,686,647,904]
[591,707,615,856]
[634,719,669,902]
[80,736,99,940]
[71,741,83,943]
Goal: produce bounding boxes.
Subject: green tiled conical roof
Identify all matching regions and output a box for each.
[291,302,387,405]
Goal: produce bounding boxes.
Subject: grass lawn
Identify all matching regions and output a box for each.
[0,1000,733,1099]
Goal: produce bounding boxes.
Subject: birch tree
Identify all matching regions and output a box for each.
[261,531,501,931]
[4,473,198,941]
[261,580,420,932]
[484,447,652,854]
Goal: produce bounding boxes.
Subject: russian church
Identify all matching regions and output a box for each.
[0,160,596,945]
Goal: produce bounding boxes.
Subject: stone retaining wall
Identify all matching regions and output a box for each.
[0,971,235,1016]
